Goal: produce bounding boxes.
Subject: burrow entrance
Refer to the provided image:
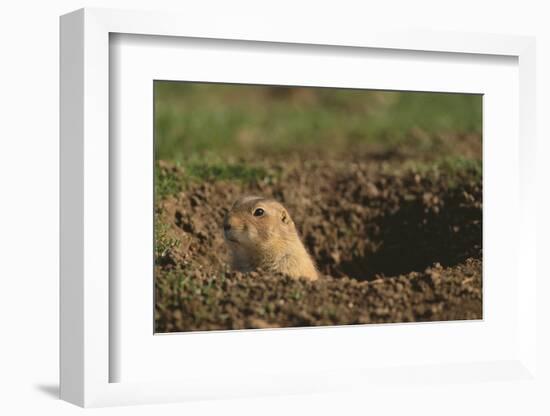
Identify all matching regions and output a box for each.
[308,183,482,281]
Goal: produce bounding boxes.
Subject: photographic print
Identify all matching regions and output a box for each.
[154,82,482,332]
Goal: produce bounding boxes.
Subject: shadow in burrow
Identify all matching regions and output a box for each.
[313,195,482,282]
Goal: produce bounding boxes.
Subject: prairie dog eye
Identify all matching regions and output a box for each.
[253,208,265,217]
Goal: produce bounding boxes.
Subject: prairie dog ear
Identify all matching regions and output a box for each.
[280,208,292,225]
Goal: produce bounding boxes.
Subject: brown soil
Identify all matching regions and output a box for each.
[155,157,482,332]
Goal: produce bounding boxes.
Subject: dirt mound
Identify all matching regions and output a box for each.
[155,157,482,332]
[156,259,481,332]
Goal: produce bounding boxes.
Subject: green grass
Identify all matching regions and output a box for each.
[185,162,274,183]
[155,159,280,199]
[154,213,180,260]
[155,166,184,199]
[154,82,482,163]
[400,156,482,189]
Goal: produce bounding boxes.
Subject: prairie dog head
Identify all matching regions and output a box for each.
[223,196,318,280]
[223,196,297,251]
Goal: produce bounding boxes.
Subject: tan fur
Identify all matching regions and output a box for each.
[223,196,318,281]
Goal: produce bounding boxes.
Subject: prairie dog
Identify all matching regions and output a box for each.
[223,196,318,281]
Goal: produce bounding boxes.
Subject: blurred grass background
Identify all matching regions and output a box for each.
[154,81,482,196]
[155,81,481,162]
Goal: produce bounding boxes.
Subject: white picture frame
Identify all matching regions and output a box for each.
[60,7,538,408]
